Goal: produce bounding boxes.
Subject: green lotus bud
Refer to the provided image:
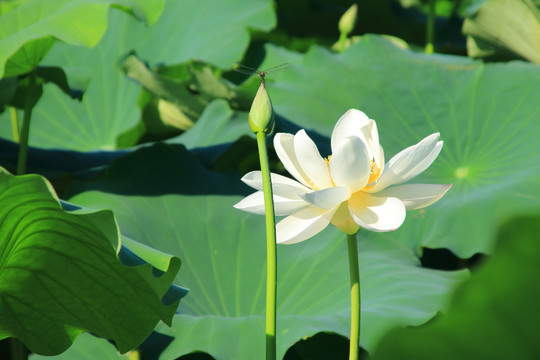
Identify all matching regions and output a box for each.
[248,82,274,134]
[338,4,357,36]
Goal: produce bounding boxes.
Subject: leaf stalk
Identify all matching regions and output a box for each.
[17,70,36,175]
[347,232,361,360]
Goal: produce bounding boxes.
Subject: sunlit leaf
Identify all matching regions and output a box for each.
[463,0,540,63]
[0,168,186,355]
[0,0,164,77]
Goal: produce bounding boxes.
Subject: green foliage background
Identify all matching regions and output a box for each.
[1,0,539,359]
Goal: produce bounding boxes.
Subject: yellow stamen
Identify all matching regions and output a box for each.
[324,156,336,187]
[362,159,381,191]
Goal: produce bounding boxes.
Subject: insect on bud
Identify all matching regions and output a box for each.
[248,81,274,134]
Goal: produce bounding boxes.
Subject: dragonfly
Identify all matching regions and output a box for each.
[233,62,289,83]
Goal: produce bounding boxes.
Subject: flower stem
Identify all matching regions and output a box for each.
[17,70,36,175]
[425,0,436,54]
[347,232,360,360]
[336,32,348,53]
[10,107,20,143]
[256,131,277,360]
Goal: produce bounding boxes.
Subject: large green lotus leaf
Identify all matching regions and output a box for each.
[0,9,154,150]
[264,35,540,257]
[132,0,275,69]
[67,143,467,359]
[463,0,540,63]
[0,0,164,78]
[0,168,186,355]
[0,0,275,151]
[371,214,540,360]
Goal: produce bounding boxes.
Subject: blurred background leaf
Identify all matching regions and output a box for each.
[463,0,540,63]
[118,55,249,145]
[0,0,276,151]
[371,213,540,360]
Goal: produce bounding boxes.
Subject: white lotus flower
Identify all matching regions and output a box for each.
[234,109,451,244]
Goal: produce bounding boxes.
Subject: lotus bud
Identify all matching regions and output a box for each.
[248,81,274,134]
[338,4,357,36]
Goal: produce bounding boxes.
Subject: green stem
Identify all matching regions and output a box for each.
[337,31,348,52]
[9,338,27,360]
[17,70,36,175]
[10,107,20,143]
[128,349,140,360]
[425,0,436,54]
[256,131,277,360]
[347,232,360,360]
[450,0,463,18]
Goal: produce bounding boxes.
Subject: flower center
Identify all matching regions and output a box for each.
[368,160,381,183]
[362,160,381,191]
[319,156,381,191]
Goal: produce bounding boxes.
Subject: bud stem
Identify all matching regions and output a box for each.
[426,0,436,54]
[256,131,277,360]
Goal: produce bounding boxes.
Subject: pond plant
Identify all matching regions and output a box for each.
[1,1,539,360]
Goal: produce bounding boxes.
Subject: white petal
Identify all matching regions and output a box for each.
[276,206,337,244]
[329,136,371,193]
[369,120,381,156]
[362,120,381,162]
[299,186,350,210]
[331,109,371,153]
[348,192,406,232]
[293,130,334,189]
[368,133,442,192]
[372,127,385,166]
[233,191,310,216]
[234,191,266,214]
[375,184,452,210]
[241,171,311,198]
[273,133,313,188]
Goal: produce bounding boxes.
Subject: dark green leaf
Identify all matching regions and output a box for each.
[36,66,82,100]
[371,214,540,360]
[0,77,17,108]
